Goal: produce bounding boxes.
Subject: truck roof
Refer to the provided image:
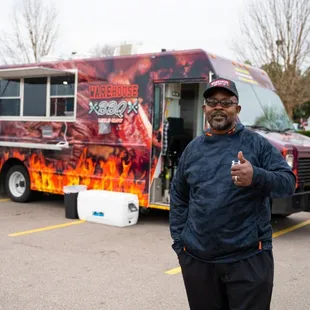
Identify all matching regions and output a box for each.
[0,48,275,90]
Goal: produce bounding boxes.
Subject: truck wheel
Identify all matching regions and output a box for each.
[5,165,32,202]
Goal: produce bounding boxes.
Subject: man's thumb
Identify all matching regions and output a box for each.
[238,151,246,163]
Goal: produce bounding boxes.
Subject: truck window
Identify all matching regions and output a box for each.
[50,76,75,117]
[0,79,20,116]
[234,81,264,126]
[0,72,76,120]
[234,80,294,131]
[23,77,47,117]
[251,85,294,130]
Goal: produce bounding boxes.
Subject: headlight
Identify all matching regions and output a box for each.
[286,154,294,168]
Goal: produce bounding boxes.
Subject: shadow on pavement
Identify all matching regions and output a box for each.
[5,192,307,231]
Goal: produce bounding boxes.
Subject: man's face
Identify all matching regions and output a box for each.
[203,88,241,133]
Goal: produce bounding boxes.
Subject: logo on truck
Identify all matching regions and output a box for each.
[88,84,139,123]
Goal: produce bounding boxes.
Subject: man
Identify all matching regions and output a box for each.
[169,77,296,310]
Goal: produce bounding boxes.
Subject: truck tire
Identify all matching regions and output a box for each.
[5,165,32,203]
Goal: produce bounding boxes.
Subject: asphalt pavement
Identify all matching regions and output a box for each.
[0,194,309,310]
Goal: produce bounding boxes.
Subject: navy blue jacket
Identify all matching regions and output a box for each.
[169,123,296,263]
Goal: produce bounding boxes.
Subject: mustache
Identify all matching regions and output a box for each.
[212,112,227,118]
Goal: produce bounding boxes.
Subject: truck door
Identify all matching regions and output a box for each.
[150,84,164,183]
[149,83,167,207]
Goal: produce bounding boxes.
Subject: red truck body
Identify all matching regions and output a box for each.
[0,49,309,215]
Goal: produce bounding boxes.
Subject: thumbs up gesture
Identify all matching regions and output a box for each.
[231,151,254,186]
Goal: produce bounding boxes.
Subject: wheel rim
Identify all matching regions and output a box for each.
[9,171,26,198]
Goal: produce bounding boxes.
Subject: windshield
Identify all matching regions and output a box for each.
[234,80,294,132]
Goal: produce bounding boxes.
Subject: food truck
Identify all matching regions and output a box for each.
[0,48,309,216]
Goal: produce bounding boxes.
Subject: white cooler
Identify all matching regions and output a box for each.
[77,190,139,227]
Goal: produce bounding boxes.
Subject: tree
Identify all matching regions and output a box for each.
[0,0,59,65]
[244,60,253,66]
[293,101,310,121]
[90,44,116,57]
[232,0,310,118]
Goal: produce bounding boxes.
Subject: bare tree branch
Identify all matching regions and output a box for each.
[0,0,59,65]
[90,44,116,57]
[231,0,310,118]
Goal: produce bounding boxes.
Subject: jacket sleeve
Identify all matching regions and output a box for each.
[169,146,190,255]
[251,139,296,198]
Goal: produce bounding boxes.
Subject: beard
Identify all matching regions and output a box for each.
[207,111,234,131]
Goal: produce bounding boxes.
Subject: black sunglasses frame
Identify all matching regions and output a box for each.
[205,98,238,108]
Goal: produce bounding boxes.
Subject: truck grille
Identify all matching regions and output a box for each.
[297,158,310,187]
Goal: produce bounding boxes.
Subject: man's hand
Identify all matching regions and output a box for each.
[231,151,254,186]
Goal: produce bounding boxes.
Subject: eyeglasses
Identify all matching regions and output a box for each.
[205,98,238,108]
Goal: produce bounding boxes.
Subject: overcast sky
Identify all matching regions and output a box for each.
[0,0,247,60]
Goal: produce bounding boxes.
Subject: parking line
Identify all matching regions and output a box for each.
[8,220,86,237]
[165,218,310,275]
[272,219,310,238]
[0,198,10,202]
[165,266,182,275]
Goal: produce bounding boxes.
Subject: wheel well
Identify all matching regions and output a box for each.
[0,159,27,194]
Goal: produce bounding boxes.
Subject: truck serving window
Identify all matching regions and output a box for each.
[0,79,21,116]
[24,77,47,117]
[0,68,77,120]
[50,76,75,117]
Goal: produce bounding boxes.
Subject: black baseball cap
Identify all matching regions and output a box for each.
[203,77,239,101]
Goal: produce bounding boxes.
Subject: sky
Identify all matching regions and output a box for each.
[0,0,247,61]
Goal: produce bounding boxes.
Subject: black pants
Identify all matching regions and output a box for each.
[178,250,274,310]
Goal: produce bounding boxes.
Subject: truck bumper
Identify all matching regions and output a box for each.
[272,191,310,215]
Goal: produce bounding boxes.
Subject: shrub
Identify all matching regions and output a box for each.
[297,130,310,137]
